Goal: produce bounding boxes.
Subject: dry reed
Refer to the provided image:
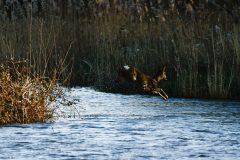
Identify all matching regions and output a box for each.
[0,2,239,99]
[0,59,61,125]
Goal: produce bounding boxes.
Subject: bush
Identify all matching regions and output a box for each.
[0,59,61,125]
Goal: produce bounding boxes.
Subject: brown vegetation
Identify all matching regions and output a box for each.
[0,1,239,99]
[0,59,62,125]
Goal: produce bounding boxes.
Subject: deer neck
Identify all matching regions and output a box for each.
[155,73,165,82]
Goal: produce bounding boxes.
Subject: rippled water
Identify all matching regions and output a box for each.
[1,88,240,160]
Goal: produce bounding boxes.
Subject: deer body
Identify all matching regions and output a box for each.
[115,65,168,100]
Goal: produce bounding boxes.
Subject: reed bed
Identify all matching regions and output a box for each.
[69,14,240,99]
[0,2,239,99]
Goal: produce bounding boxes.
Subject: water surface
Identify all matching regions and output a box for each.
[0,88,240,160]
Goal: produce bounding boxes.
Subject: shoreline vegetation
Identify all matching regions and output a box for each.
[0,59,62,125]
[0,0,239,102]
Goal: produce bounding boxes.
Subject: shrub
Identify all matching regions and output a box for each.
[0,59,61,125]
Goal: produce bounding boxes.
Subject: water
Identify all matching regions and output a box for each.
[0,87,240,160]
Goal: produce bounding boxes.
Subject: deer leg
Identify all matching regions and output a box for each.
[160,88,168,99]
[159,92,168,101]
[142,81,150,92]
[152,88,168,101]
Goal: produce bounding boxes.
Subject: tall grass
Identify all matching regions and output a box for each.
[0,17,73,83]
[0,8,239,99]
[0,17,73,125]
[68,13,240,99]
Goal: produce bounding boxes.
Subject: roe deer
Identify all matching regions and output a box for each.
[115,65,168,100]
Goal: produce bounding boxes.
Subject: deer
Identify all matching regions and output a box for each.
[115,65,168,100]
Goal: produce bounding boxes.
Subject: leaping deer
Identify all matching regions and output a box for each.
[115,65,168,100]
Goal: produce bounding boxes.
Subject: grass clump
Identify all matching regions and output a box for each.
[0,59,61,125]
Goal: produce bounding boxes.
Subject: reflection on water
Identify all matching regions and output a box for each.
[0,87,240,160]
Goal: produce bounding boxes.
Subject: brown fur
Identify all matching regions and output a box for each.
[115,66,168,100]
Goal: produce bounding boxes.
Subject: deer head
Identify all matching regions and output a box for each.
[154,66,167,82]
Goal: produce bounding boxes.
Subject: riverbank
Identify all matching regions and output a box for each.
[93,85,240,101]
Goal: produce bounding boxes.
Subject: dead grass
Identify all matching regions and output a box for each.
[0,4,239,99]
[0,59,61,125]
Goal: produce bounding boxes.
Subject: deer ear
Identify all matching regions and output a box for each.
[163,66,166,72]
